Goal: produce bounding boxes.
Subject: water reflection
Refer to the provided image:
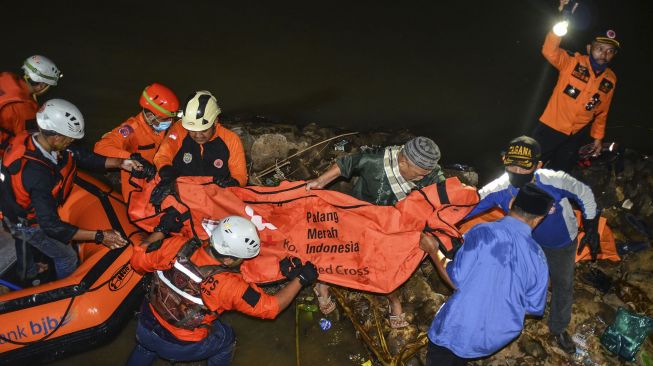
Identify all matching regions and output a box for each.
[51,290,368,366]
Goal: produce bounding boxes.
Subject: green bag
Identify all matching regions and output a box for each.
[600,307,653,361]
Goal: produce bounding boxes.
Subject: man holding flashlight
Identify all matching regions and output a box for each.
[533,0,619,172]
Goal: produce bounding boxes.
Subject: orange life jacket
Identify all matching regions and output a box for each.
[1,132,77,221]
[128,177,479,293]
[0,73,38,151]
[148,237,237,330]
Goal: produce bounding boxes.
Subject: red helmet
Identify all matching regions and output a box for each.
[139,83,179,117]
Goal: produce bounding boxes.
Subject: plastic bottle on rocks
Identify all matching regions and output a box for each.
[572,324,600,366]
[319,317,332,331]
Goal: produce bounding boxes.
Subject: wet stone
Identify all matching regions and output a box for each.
[518,336,547,359]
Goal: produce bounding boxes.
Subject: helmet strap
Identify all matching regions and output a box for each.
[142,109,156,126]
[206,246,243,267]
[223,258,244,268]
[32,83,50,97]
[35,132,55,153]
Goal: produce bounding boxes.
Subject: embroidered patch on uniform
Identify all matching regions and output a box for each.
[213,159,224,168]
[118,125,134,137]
[183,152,193,164]
[571,63,590,83]
[599,78,614,94]
[242,286,261,308]
[563,84,580,99]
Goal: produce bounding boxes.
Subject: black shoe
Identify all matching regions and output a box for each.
[552,331,576,354]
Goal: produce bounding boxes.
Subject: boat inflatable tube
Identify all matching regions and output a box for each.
[0,172,145,365]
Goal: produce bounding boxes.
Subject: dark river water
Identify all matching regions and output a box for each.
[4,0,651,182]
[3,0,652,364]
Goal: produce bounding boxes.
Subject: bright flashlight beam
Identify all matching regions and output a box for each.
[553,21,569,36]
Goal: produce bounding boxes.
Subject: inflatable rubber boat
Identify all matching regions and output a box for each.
[0,171,145,364]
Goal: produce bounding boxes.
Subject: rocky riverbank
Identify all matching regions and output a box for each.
[218,119,652,366]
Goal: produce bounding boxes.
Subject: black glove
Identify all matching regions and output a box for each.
[279,256,303,280]
[297,261,318,286]
[154,208,185,236]
[149,166,179,208]
[214,176,240,188]
[129,153,157,181]
[577,217,600,261]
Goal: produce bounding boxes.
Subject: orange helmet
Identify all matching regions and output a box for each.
[139,83,179,117]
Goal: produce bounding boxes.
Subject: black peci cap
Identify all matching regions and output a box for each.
[513,183,555,216]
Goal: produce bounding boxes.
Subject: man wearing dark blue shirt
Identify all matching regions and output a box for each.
[420,183,553,365]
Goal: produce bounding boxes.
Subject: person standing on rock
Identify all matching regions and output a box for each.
[305,136,445,328]
[421,183,552,365]
[150,90,247,206]
[0,55,62,154]
[465,135,600,354]
[94,83,179,200]
[533,0,620,172]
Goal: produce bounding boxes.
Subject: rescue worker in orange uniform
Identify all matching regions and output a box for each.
[150,90,247,206]
[94,83,179,199]
[533,0,619,172]
[0,99,141,283]
[0,55,61,153]
[127,214,318,365]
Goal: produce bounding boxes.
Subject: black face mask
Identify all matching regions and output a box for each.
[507,171,534,188]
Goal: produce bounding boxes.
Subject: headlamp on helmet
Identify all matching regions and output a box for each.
[22,55,61,86]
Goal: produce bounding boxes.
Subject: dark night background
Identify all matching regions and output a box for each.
[2,1,653,363]
[3,0,652,183]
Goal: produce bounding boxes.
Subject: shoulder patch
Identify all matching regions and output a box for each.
[242,286,261,308]
[599,78,614,94]
[118,125,134,138]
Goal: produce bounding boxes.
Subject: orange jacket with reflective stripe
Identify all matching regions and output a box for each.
[131,236,280,341]
[0,72,38,149]
[153,123,247,186]
[539,32,617,140]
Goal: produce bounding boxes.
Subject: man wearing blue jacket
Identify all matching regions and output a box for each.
[421,183,553,364]
[464,135,600,354]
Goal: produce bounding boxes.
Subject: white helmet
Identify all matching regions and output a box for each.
[36,99,85,139]
[181,90,221,131]
[22,55,61,86]
[210,216,260,259]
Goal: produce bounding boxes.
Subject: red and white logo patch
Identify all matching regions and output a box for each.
[213,159,224,168]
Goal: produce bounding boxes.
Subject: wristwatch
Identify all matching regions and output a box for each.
[94,230,104,244]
